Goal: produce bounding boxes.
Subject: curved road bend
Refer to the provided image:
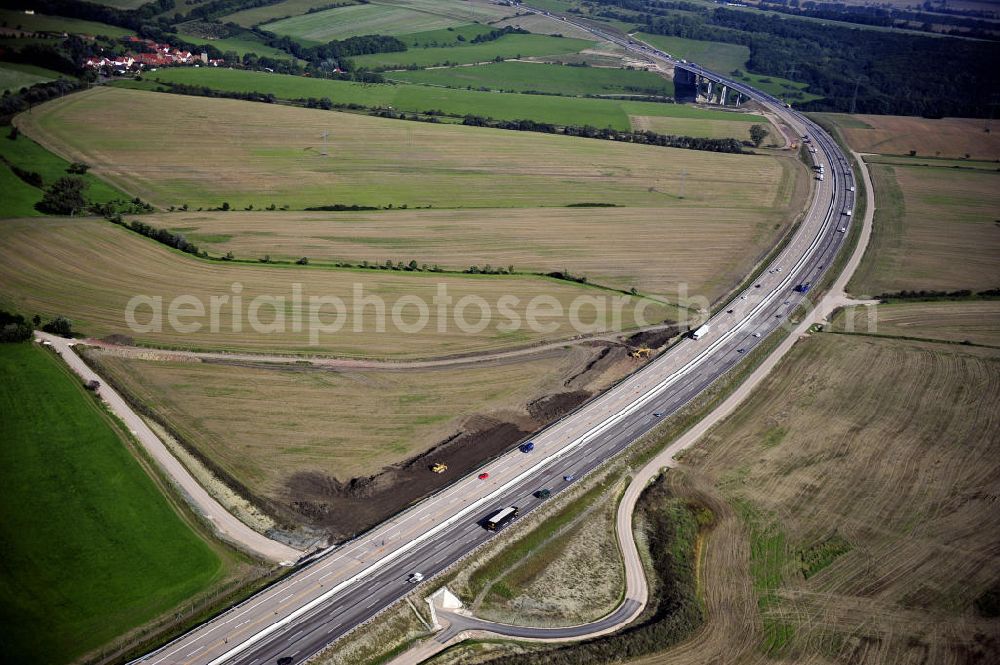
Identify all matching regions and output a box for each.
[33,331,301,564]
[390,17,878,660]
[132,27,855,665]
[417,134,878,662]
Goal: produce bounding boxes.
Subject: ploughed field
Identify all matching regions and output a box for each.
[820,113,1000,161]
[0,218,674,358]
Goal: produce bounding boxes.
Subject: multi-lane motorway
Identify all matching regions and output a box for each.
[135,19,855,665]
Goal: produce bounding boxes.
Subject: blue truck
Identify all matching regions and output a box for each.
[794,282,811,293]
[519,441,535,453]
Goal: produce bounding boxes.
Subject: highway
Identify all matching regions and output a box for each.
[133,18,855,665]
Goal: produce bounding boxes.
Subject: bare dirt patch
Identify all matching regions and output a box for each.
[86,336,639,539]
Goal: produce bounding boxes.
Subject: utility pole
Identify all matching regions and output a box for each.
[321,129,328,157]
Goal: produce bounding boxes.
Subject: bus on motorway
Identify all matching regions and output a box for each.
[485,506,519,531]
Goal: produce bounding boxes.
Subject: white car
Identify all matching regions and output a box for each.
[408,572,424,583]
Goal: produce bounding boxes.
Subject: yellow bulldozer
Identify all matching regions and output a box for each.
[431,463,448,474]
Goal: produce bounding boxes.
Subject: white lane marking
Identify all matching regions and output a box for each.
[158,71,843,665]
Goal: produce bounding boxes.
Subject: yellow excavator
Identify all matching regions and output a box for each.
[431,463,448,474]
[630,346,653,359]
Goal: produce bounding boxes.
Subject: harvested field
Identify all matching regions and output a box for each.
[847,163,1000,296]
[348,34,595,70]
[83,340,634,537]
[154,199,804,300]
[633,334,1000,664]
[223,0,358,28]
[492,12,598,40]
[829,301,1000,347]
[0,218,674,358]
[264,4,461,43]
[630,114,768,141]
[262,0,514,43]
[18,87,785,211]
[824,113,1000,161]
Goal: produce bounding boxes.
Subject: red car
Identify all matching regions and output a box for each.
[478,472,490,480]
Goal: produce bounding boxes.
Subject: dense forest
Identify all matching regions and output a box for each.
[642,7,1000,117]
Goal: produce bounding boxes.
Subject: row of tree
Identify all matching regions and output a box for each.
[0,310,73,343]
[111,217,204,256]
[461,115,746,153]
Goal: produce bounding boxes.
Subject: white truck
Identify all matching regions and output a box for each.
[691,324,710,340]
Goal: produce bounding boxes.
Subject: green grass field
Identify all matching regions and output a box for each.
[0,131,128,217]
[629,112,768,141]
[223,0,358,28]
[634,33,749,74]
[141,68,762,131]
[173,31,297,60]
[0,342,226,663]
[0,131,129,217]
[87,0,151,7]
[0,161,42,216]
[0,61,63,93]
[0,9,131,37]
[730,72,823,104]
[398,23,496,47]
[351,34,595,69]
[389,61,674,97]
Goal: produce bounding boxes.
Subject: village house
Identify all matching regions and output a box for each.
[83,35,222,71]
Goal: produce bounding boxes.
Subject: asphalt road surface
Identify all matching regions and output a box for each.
[134,25,855,665]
